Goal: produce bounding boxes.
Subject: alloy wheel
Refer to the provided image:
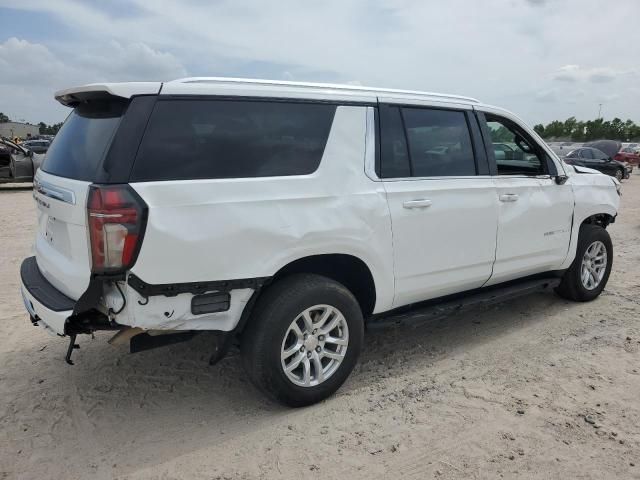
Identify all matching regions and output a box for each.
[580,240,607,290]
[280,304,349,387]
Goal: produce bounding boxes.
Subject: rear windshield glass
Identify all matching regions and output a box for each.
[42,100,126,181]
[130,99,336,181]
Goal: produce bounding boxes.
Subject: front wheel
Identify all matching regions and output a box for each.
[556,224,613,302]
[615,168,624,181]
[241,274,364,407]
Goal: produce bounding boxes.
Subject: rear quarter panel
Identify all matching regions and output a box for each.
[129,106,395,313]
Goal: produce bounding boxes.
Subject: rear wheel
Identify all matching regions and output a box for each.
[556,224,612,302]
[241,274,364,407]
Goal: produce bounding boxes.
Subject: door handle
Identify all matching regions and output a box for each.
[499,193,519,202]
[403,199,432,209]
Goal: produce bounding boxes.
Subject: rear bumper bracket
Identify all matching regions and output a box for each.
[65,334,80,365]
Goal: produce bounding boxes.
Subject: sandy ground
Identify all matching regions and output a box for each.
[1,174,639,480]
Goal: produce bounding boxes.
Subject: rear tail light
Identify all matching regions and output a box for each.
[87,185,147,274]
[614,153,622,161]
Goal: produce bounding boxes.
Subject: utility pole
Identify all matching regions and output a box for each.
[597,103,603,119]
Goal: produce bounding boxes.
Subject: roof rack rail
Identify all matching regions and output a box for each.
[168,77,481,104]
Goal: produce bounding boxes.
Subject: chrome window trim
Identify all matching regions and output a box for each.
[379,175,494,182]
[376,174,552,182]
[364,106,378,181]
[366,102,559,183]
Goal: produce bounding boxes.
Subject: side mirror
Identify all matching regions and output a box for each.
[555,175,569,185]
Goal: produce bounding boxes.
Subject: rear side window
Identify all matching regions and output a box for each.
[42,100,127,181]
[378,104,411,178]
[130,100,336,181]
[378,105,476,178]
[401,108,476,177]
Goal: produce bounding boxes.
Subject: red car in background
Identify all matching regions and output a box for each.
[615,147,640,166]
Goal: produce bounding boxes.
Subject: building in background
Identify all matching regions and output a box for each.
[0,122,40,139]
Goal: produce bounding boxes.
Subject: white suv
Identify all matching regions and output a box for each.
[20,78,620,406]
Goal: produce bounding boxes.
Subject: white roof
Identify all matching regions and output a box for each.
[55,77,480,107]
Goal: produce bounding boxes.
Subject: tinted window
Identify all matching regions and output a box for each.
[580,149,593,159]
[485,115,545,176]
[378,104,410,178]
[401,107,476,177]
[42,100,126,181]
[592,148,607,160]
[131,100,336,181]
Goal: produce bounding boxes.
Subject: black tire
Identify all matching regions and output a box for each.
[555,224,613,302]
[241,274,364,407]
[615,168,624,181]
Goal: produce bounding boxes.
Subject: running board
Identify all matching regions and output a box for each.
[129,331,198,353]
[367,277,561,330]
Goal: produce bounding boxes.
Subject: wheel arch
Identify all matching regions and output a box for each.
[559,205,617,271]
[580,212,616,229]
[236,253,378,337]
[271,254,377,317]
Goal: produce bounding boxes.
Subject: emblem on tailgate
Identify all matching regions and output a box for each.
[34,194,50,209]
[33,177,76,205]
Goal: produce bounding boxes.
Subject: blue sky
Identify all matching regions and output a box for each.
[0,0,638,125]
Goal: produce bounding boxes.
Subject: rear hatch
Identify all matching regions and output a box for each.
[33,95,138,300]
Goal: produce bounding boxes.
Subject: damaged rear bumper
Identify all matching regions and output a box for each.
[20,256,113,336]
[20,256,75,335]
[20,256,258,364]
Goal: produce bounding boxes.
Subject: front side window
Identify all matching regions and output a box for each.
[131,100,336,181]
[485,115,545,176]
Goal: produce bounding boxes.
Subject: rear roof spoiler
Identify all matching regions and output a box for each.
[54,82,162,107]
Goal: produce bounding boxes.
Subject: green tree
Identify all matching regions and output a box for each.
[608,118,625,139]
[533,124,545,136]
[491,126,513,142]
[0,112,9,123]
[38,122,63,135]
[563,117,577,138]
[571,121,586,142]
[584,118,606,141]
[544,120,565,139]
[536,117,640,141]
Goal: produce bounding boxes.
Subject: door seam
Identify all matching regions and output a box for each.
[480,176,499,288]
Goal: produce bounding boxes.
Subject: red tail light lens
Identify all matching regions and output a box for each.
[614,153,622,161]
[87,185,147,274]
